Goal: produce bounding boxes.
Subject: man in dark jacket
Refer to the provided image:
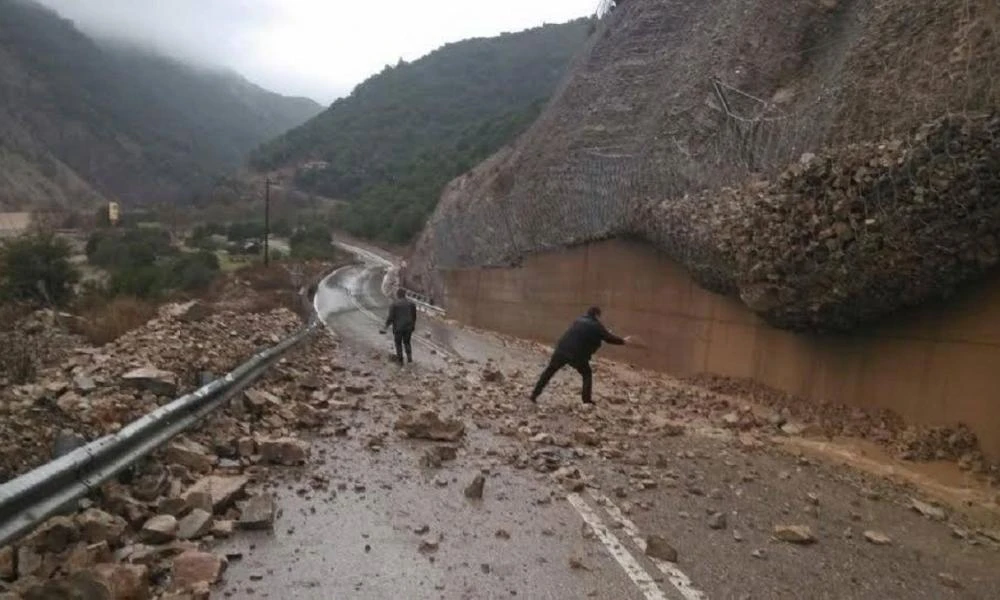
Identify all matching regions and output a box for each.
[381,289,418,364]
[530,306,631,404]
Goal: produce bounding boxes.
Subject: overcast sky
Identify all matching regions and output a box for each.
[37,0,596,104]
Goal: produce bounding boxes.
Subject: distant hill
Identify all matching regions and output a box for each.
[0,0,323,210]
[250,19,593,243]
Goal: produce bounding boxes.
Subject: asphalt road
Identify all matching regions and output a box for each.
[219,257,686,599]
[216,251,1000,600]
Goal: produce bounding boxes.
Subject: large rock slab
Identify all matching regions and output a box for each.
[122,368,178,397]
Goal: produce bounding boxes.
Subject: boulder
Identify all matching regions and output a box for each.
[238,495,277,531]
[645,535,678,562]
[183,476,248,512]
[258,438,310,466]
[176,510,213,541]
[171,551,226,591]
[77,509,128,546]
[140,515,178,544]
[164,439,216,474]
[394,410,465,442]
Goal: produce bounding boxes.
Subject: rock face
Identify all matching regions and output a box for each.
[394,410,465,442]
[407,0,1000,334]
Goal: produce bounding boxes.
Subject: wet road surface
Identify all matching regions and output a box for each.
[217,253,1000,599]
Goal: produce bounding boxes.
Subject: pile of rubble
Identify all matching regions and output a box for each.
[0,329,349,599]
[0,304,302,481]
[635,113,1000,332]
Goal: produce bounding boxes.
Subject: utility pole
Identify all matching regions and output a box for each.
[264,177,271,267]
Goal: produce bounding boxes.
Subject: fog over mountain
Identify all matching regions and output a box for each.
[36,0,596,102]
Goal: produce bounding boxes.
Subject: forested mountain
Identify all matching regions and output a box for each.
[0,0,322,210]
[250,19,593,243]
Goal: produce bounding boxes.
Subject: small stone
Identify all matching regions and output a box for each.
[937,572,962,589]
[863,530,892,545]
[708,512,727,530]
[464,474,485,500]
[751,549,767,559]
[75,511,124,546]
[165,439,216,474]
[259,437,310,466]
[64,541,112,573]
[568,556,588,570]
[414,525,430,535]
[85,563,150,599]
[210,520,234,538]
[773,525,815,544]
[172,551,226,591]
[236,437,256,458]
[645,535,678,562]
[24,516,79,553]
[17,546,42,578]
[419,535,442,554]
[238,495,277,530]
[806,493,820,505]
[184,475,249,511]
[177,509,214,540]
[495,529,511,540]
[572,427,600,447]
[732,530,744,542]
[51,430,86,459]
[0,546,13,580]
[910,498,945,521]
[141,515,178,544]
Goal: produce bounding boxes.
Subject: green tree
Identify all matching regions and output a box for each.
[0,234,79,306]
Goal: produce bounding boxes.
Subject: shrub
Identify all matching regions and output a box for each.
[0,234,78,306]
[169,251,221,292]
[72,296,158,345]
[290,224,336,260]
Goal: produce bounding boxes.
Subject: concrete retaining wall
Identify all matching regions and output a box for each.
[442,239,1000,460]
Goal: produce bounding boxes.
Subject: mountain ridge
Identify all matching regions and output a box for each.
[0,0,322,210]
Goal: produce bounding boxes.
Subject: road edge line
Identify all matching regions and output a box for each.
[567,493,670,600]
[590,491,707,600]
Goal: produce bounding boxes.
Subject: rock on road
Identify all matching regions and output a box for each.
[215,248,1000,599]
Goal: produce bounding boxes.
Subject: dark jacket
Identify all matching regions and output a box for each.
[554,315,624,361]
[385,299,417,333]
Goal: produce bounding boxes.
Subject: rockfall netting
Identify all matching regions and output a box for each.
[410,0,1000,332]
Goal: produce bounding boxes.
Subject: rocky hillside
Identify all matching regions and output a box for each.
[408,0,1000,332]
[0,0,322,210]
[250,19,592,244]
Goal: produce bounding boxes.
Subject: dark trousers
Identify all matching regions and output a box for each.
[531,353,593,403]
[393,329,413,363]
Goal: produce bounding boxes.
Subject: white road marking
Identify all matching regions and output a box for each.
[590,492,707,600]
[567,493,670,600]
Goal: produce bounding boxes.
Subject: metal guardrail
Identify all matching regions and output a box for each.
[401,288,445,317]
[0,298,321,548]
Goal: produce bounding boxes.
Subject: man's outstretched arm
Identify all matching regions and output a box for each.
[598,322,627,345]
